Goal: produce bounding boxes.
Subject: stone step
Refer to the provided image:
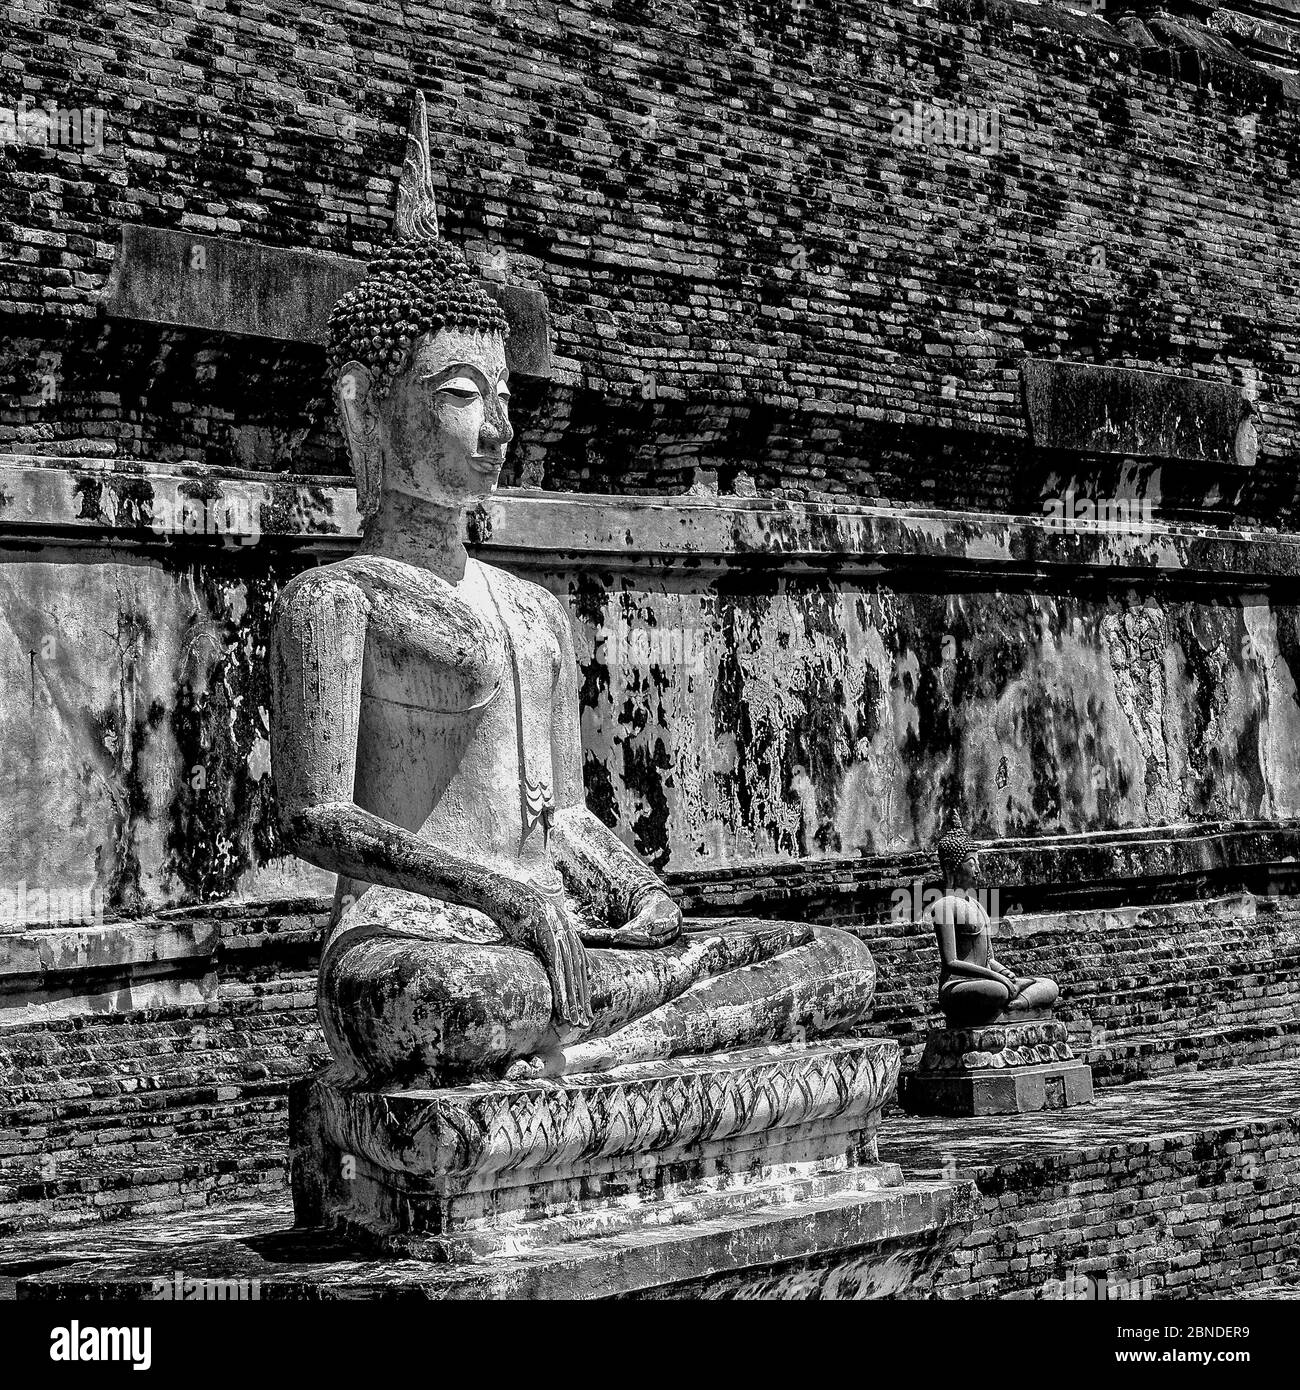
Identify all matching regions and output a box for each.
[0,1168,288,1240]
[1087,1019,1300,1085]
[5,1022,1294,1235]
[0,1196,297,1301]
[12,1177,970,1301]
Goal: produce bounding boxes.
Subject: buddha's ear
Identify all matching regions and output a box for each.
[336,361,381,522]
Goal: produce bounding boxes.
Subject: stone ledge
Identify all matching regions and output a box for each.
[0,908,320,1023]
[1089,1019,1300,1086]
[888,1055,1300,1179]
[969,888,1265,942]
[0,920,216,981]
[0,873,1294,1009]
[0,919,222,1024]
[3,458,1300,584]
[0,458,360,556]
[679,823,1300,916]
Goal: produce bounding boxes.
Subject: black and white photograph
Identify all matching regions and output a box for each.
[0,0,1294,1364]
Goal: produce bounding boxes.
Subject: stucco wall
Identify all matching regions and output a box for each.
[4,465,1299,917]
[574,575,1300,870]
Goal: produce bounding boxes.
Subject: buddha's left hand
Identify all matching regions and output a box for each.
[590,888,682,948]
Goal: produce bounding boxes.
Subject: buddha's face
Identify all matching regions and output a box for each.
[339,326,513,511]
[949,853,981,890]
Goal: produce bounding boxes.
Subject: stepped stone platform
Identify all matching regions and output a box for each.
[888,1058,1299,1177]
[0,956,322,1238]
[5,1058,1295,1300]
[3,1179,969,1301]
[2,890,1297,1237]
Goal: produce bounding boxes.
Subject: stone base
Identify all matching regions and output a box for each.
[900,1015,1095,1117]
[900,1059,1095,1116]
[918,1016,1076,1073]
[292,1037,904,1261]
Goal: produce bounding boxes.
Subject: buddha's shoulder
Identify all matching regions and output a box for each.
[273,557,377,618]
[279,553,468,606]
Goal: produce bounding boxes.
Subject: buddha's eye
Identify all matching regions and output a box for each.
[497,384,511,406]
[438,376,481,402]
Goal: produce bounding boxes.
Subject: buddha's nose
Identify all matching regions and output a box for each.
[480,398,514,451]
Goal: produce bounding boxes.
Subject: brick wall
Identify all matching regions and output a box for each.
[0,906,325,1236]
[2,0,1299,521]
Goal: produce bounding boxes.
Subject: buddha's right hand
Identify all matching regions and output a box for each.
[989,958,1020,995]
[507,885,593,1029]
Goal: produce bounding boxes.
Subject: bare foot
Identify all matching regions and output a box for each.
[504,1052,566,1081]
[504,1056,546,1081]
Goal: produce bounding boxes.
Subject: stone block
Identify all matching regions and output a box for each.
[1021,358,1250,464]
[18,1171,974,1301]
[104,226,551,377]
[900,1059,1096,1117]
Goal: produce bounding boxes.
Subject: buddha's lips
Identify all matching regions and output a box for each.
[469,454,504,476]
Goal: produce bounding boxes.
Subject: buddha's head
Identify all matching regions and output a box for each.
[327,93,512,524]
[937,814,979,889]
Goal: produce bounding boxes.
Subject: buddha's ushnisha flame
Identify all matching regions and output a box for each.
[326,91,509,401]
[396,90,440,243]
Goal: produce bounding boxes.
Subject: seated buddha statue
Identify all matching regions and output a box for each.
[925,815,1059,1027]
[269,94,877,1089]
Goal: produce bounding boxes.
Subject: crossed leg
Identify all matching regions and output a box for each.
[317,889,876,1087]
[939,974,1060,1027]
[555,923,876,1075]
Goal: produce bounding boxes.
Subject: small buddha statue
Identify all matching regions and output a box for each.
[926,815,1059,1027]
[269,94,877,1089]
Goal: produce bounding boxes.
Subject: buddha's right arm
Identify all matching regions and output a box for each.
[283,801,592,1025]
[282,801,538,931]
